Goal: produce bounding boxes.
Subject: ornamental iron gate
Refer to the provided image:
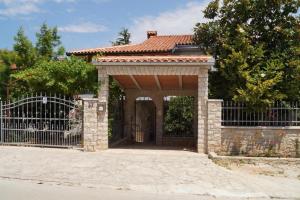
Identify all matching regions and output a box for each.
[109,96,125,144]
[0,94,83,148]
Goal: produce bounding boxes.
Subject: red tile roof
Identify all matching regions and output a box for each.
[67,34,194,55]
[95,55,210,63]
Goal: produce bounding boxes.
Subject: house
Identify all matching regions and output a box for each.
[67,31,220,153]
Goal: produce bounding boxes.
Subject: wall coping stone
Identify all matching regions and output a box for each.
[208,99,223,102]
[82,97,98,101]
[221,126,300,130]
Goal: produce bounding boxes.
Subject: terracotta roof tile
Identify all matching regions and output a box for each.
[67,35,194,55]
[95,55,210,63]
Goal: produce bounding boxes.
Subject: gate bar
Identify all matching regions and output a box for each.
[0,100,2,143]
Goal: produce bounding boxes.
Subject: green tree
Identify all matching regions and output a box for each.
[0,50,19,100]
[56,46,66,57]
[36,23,64,60]
[194,0,300,106]
[164,96,194,136]
[13,27,37,68]
[11,57,98,97]
[112,28,131,46]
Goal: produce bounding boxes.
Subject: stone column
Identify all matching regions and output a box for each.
[82,98,104,151]
[82,98,97,151]
[197,70,208,153]
[82,67,109,151]
[207,100,223,153]
[96,67,109,150]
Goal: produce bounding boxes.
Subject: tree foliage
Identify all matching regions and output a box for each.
[11,57,98,97]
[164,96,194,136]
[112,28,131,46]
[13,27,37,69]
[194,0,300,106]
[0,50,19,100]
[0,23,69,100]
[36,23,63,60]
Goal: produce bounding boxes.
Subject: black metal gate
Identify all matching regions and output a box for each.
[0,93,82,148]
[109,96,125,144]
[135,97,156,143]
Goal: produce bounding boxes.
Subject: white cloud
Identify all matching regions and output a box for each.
[0,3,40,16]
[0,0,76,4]
[130,1,210,43]
[0,0,78,17]
[58,22,107,33]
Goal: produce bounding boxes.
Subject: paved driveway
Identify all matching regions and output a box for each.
[0,146,299,199]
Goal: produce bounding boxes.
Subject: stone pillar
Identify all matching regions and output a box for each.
[94,68,108,150]
[82,67,109,152]
[207,100,223,153]
[197,71,208,153]
[82,98,107,151]
[155,96,164,145]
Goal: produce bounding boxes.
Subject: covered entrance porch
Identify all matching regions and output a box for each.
[82,55,215,153]
[123,84,198,148]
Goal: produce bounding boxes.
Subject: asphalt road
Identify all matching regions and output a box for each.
[0,178,223,200]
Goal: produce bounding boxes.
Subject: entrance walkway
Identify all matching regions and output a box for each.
[0,146,299,199]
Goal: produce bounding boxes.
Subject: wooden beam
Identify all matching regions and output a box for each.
[154,75,162,90]
[178,75,183,90]
[130,75,142,90]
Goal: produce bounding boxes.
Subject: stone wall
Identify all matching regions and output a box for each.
[207,100,222,153]
[220,127,300,157]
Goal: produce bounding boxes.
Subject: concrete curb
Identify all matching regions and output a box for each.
[208,152,300,165]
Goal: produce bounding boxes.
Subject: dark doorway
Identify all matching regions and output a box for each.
[135,97,156,144]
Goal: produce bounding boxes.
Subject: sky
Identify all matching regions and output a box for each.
[0,0,209,52]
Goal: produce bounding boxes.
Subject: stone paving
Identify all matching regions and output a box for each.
[0,146,299,199]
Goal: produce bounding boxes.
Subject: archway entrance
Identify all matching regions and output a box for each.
[134,97,156,144]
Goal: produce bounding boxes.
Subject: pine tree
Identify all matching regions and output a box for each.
[112,28,131,46]
[36,23,62,60]
[13,27,36,68]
